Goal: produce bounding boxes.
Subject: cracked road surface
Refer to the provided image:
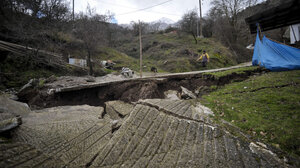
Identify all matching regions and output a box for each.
[0,98,291,167]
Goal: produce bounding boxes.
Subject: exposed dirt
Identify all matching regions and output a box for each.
[18,67,265,109]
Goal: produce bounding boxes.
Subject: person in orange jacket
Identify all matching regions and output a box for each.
[197,50,210,67]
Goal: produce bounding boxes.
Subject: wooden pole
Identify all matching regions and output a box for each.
[197,18,199,37]
[139,20,143,78]
[199,0,203,38]
[73,0,75,21]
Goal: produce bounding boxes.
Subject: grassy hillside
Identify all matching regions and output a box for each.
[115,32,238,73]
[200,69,300,157]
[0,52,88,90]
[0,30,240,89]
[94,47,140,71]
[63,32,239,73]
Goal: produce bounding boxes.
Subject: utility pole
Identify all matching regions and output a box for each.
[72,0,75,21]
[197,17,199,37]
[199,0,203,38]
[139,20,143,78]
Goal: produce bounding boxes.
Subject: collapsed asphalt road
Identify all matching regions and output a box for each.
[0,96,290,167]
[1,63,297,167]
[17,62,263,109]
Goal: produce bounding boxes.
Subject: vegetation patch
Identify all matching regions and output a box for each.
[203,66,262,79]
[201,70,300,156]
[0,53,87,90]
[116,33,238,73]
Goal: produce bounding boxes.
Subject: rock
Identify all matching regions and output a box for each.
[180,86,197,99]
[164,90,181,100]
[18,79,39,94]
[0,96,31,117]
[0,96,27,132]
[0,114,22,133]
[17,79,39,103]
[86,76,96,82]
[105,101,134,120]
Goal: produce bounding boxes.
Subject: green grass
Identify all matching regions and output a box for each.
[53,31,240,73]
[96,47,140,71]
[115,33,238,73]
[203,66,261,79]
[201,70,300,156]
[2,69,55,89]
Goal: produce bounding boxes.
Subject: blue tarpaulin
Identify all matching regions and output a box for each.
[252,32,300,71]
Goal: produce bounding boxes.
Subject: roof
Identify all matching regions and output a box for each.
[245,0,300,34]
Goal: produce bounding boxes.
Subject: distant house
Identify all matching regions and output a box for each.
[290,24,300,44]
[69,58,87,67]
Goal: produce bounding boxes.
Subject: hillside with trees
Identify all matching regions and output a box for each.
[0,0,291,89]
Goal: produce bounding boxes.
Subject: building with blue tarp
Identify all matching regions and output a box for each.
[245,0,300,71]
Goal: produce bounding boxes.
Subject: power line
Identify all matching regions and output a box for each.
[98,0,136,9]
[115,0,174,16]
[98,0,181,16]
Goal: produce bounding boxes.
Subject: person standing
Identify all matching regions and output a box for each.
[197,50,210,67]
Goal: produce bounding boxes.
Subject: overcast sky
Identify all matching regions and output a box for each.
[72,0,211,24]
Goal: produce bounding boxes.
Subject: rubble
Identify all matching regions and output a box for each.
[0,96,30,117]
[17,78,39,101]
[164,90,181,100]
[86,76,96,82]
[0,113,22,133]
[180,86,197,99]
[121,67,134,78]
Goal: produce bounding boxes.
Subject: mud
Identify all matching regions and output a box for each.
[19,68,264,109]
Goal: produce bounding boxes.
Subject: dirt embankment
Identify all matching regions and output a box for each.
[18,67,265,109]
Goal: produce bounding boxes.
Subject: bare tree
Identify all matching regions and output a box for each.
[179,10,199,44]
[130,21,149,36]
[73,5,111,75]
[210,0,261,42]
[149,21,162,33]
